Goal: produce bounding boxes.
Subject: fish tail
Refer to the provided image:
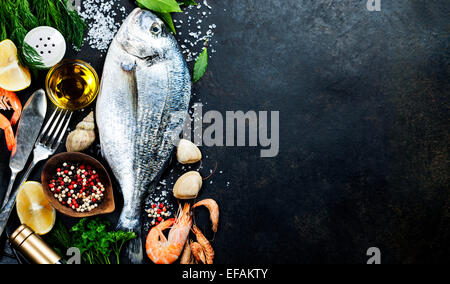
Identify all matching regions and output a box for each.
[116,211,144,264]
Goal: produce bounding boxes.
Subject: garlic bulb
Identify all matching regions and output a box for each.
[173,171,203,200]
[66,112,96,152]
[176,139,202,164]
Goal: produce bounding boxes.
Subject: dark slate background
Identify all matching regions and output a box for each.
[1,0,449,264]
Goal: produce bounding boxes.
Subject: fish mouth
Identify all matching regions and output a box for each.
[116,8,165,66]
[141,53,163,66]
[118,41,164,66]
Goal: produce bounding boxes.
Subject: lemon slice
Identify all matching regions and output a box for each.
[0,39,32,92]
[16,181,56,235]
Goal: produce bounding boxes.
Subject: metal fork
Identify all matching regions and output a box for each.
[0,108,72,237]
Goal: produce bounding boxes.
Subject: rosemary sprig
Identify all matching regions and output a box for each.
[17,0,39,31]
[0,25,6,42]
[0,5,8,41]
[33,0,64,34]
[0,0,42,68]
[8,1,30,47]
[33,0,86,50]
[57,0,86,50]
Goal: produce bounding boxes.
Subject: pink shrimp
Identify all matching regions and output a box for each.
[145,203,192,264]
[0,89,21,151]
[0,88,22,126]
[193,199,219,233]
[0,113,15,151]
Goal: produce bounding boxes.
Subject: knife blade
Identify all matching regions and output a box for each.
[1,90,47,208]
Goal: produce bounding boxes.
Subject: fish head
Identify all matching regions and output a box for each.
[117,8,176,63]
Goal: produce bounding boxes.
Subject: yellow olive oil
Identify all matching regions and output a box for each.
[46,60,99,110]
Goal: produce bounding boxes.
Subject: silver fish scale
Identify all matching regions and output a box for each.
[97,47,137,195]
[135,55,191,188]
[96,8,191,263]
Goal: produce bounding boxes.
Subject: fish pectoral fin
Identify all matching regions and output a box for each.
[120,60,138,118]
[120,61,136,72]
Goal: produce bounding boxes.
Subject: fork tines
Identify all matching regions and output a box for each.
[37,108,73,150]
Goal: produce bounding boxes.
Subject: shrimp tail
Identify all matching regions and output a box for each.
[192,225,215,264]
[180,240,192,264]
[190,241,206,264]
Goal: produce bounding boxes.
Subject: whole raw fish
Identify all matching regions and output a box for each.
[96,8,191,263]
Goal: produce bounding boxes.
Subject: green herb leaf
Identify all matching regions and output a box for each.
[156,12,176,34]
[17,0,39,31]
[53,0,86,50]
[137,0,182,13]
[62,218,136,264]
[178,0,198,7]
[45,219,72,249]
[0,0,86,67]
[0,15,8,42]
[21,42,46,69]
[139,0,197,35]
[0,25,6,42]
[193,45,208,83]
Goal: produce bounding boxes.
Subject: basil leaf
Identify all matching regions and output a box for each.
[178,0,198,6]
[193,46,208,83]
[156,12,176,34]
[137,0,182,13]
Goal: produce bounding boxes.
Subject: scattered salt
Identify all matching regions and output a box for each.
[175,2,218,62]
[78,0,127,52]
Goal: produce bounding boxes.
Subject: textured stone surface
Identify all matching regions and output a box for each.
[1,0,448,264]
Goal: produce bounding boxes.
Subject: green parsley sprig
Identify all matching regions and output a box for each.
[46,218,136,264]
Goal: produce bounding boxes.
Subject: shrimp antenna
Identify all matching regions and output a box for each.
[191,200,216,242]
[174,201,183,222]
[191,198,198,228]
[196,160,203,172]
[202,161,218,181]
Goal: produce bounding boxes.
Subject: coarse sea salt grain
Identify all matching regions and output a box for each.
[78,1,217,61]
[176,1,218,62]
[78,0,127,52]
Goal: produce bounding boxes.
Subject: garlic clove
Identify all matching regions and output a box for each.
[176,139,202,164]
[173,171,203,200]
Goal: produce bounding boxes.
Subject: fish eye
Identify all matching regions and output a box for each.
[151,23,161,35]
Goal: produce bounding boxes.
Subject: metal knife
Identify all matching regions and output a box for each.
[1,90,47,208]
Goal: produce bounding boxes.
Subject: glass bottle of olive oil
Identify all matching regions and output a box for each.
[46,59,99,110]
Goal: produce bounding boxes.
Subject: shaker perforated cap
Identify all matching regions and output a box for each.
[24,26,66,68]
